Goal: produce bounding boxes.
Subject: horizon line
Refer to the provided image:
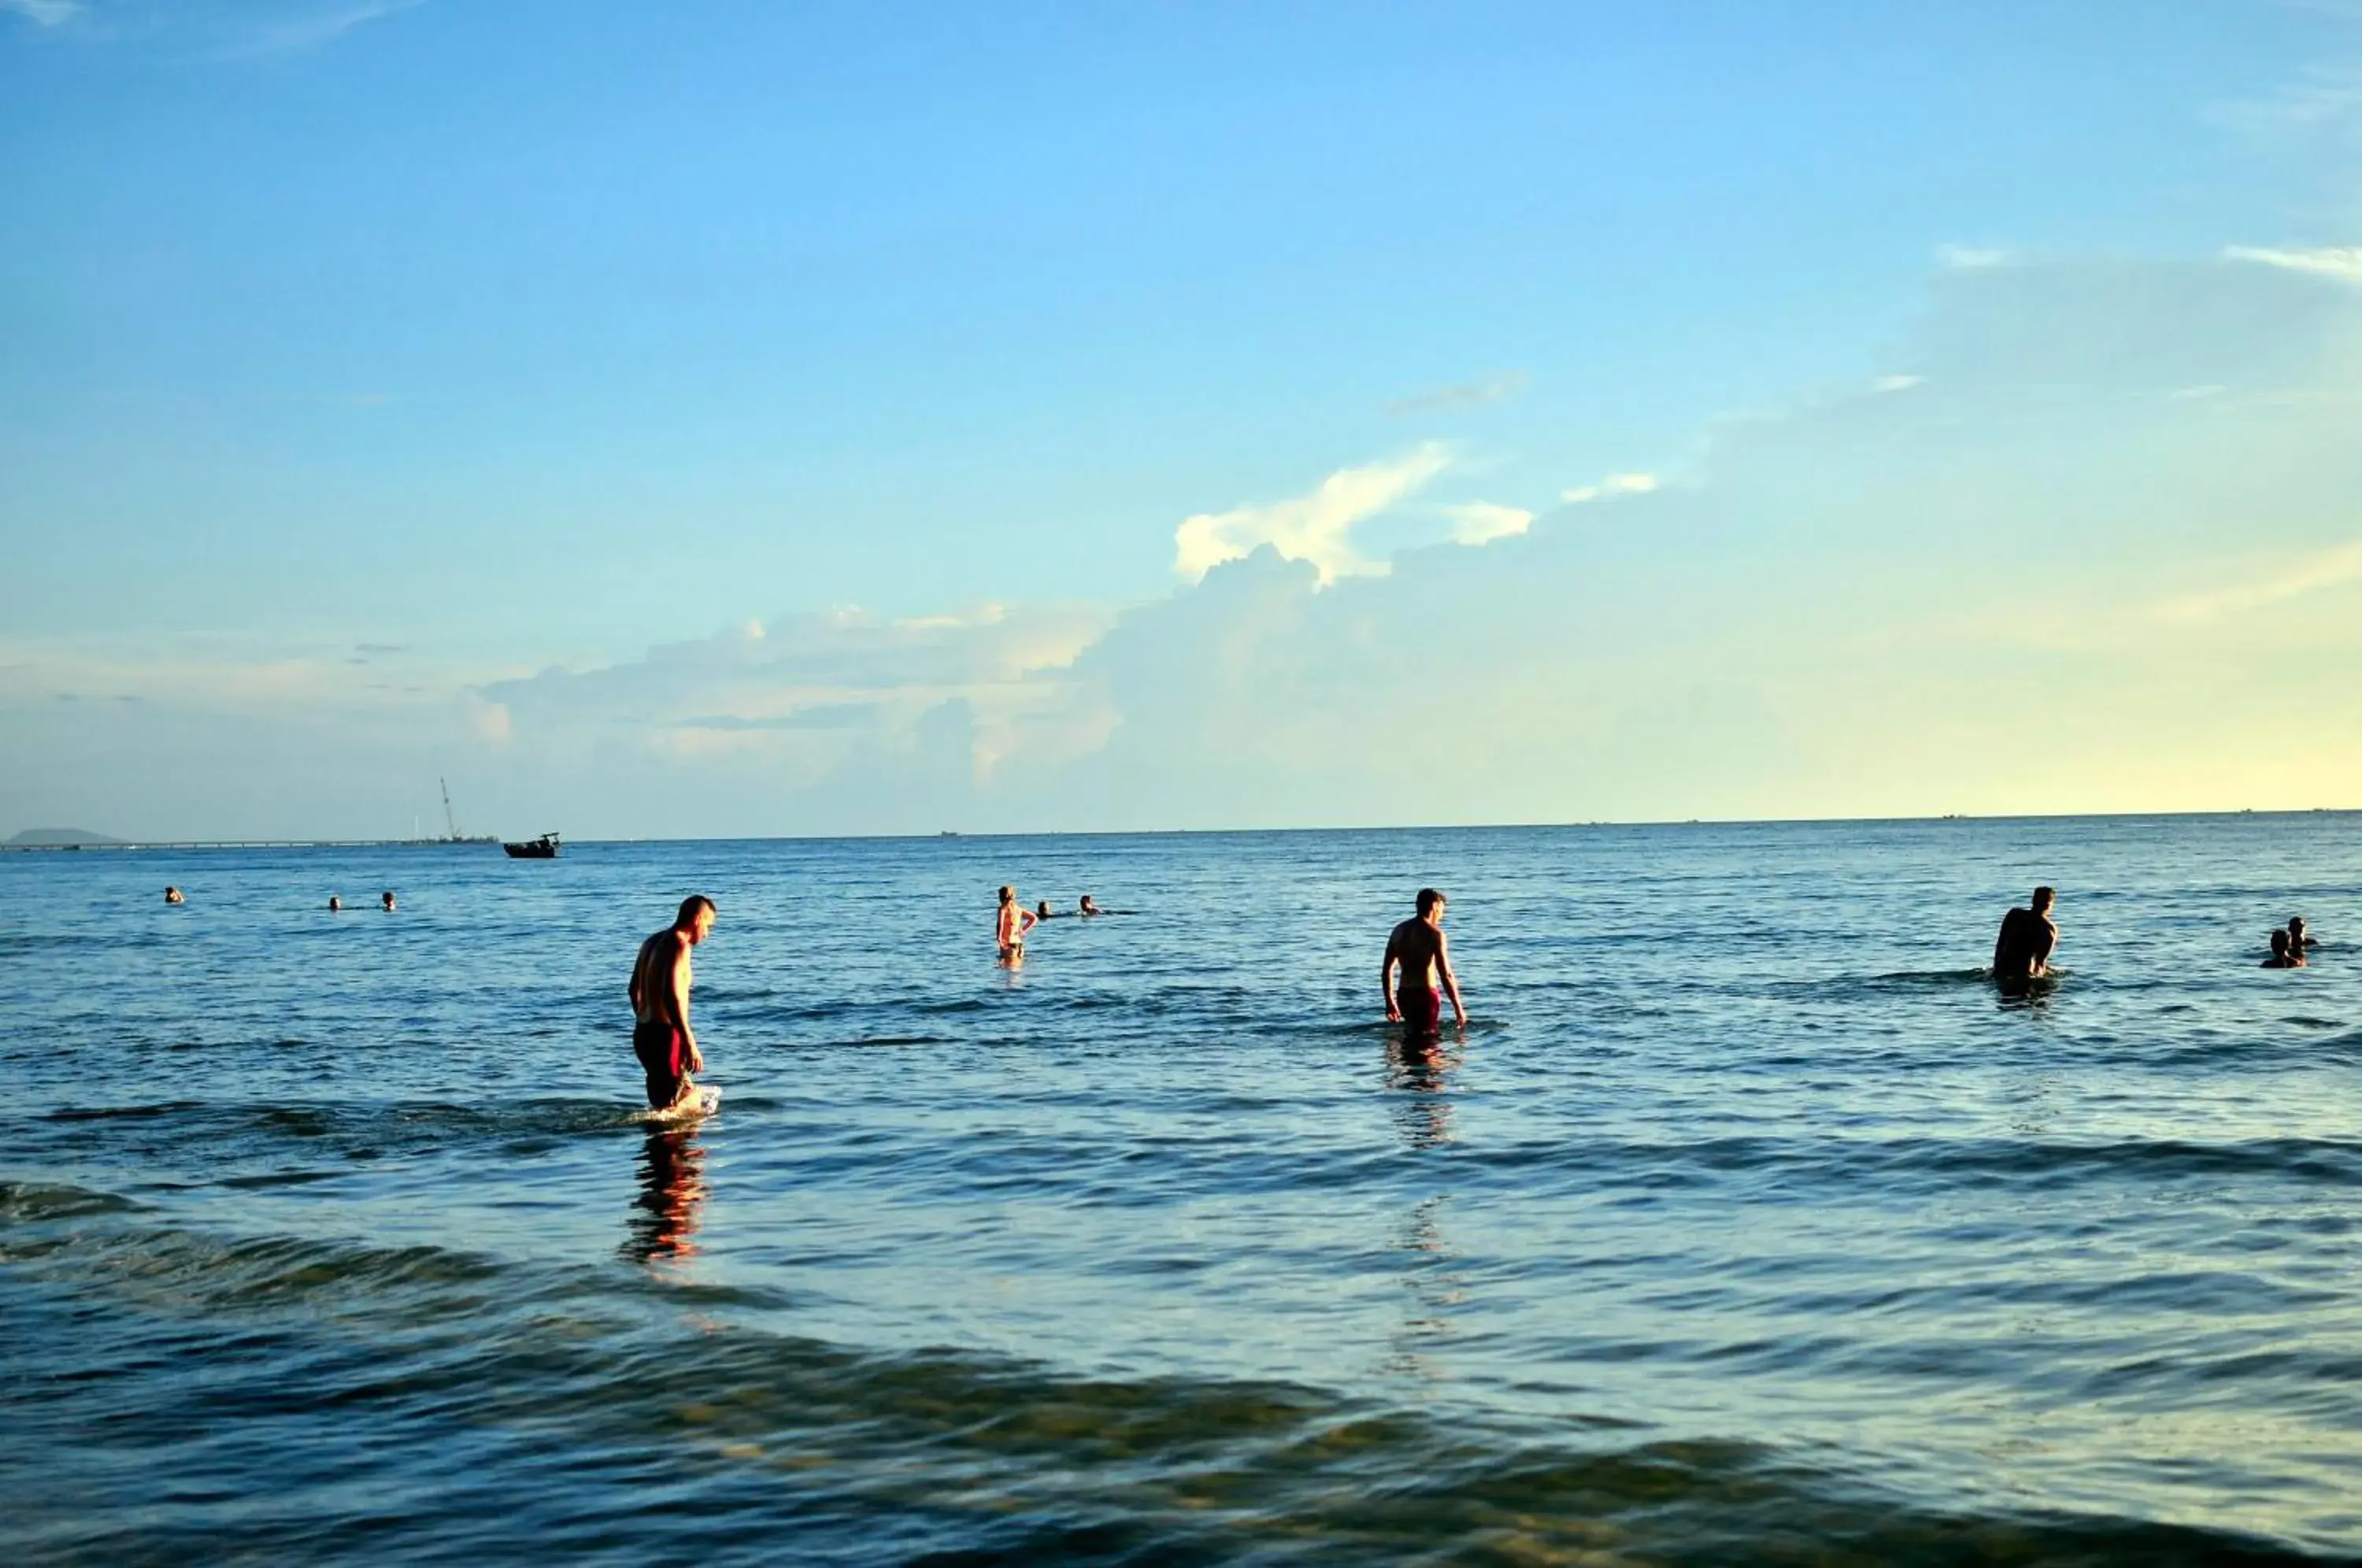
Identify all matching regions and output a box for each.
[11,803,2356,852]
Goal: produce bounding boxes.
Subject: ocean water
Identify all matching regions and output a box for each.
[2,815,2359,1565]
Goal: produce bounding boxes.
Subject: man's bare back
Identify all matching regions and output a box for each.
[1383,889,1467,1034]
[631,929,692,1027]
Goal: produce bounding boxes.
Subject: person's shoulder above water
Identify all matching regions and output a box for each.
[2263,930,2304,968]
[1993,886,2057,979]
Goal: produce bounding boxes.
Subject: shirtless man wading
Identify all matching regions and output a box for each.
[1384,887,1468,1036]
[630,895,716,1111]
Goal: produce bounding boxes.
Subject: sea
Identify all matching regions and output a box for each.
[2,815,2358,1565]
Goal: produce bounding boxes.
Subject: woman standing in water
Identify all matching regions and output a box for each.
[996,886,1037,967]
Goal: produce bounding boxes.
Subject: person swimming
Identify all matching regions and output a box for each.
[380,891,397,912]
[997,886,1038,966]
[2288,916,2317,953]
[328,895,343,912]
[1035,899,1058,922]
[2263,929,2305,969]
[1078,894,1101,917]
[163,886,184,904]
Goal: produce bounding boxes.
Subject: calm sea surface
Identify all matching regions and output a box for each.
[3,816,2360,1564]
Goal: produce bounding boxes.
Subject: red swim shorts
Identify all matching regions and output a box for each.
[633,1020,689,1109]
[1398,989,1442,1034]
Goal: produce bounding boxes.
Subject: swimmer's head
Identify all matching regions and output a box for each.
[676,894,716,941]
[1416,887,1446,918]
[2289,916,2307,938]
[2031,886,2055,912]
[1036,900,1051,919]
[2271,929,2290,958]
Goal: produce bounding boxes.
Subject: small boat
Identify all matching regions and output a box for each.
[502,832,561,859]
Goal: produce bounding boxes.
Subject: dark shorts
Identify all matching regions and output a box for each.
[634,1019,689,1109]
[1398,988,1442,1034]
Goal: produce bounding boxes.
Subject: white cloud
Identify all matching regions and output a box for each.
[2224,244,2362,283]
[15,250,2362,838]
[465,696,513,744]
[0,0,82,24]
[1871,374,1924,394]
[1442,501,1535,547]
[477,601,1116,798]
[2208,64,2362,139]
[1172,444,1451,586]
[1937,245,2011,269]
[1385,371,1530,417]
[217,0,421,60]
[1559,472,1658,506]
[2150,539,2362,625]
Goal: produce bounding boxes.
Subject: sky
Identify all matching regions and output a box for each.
[2,0,2359,838]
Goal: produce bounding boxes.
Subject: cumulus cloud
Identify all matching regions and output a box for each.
[1042,253,2362,827]
[13,251,2362,838]
[0,639,531,840]
[476,601,1117,813]
[1559,472,1658,506]
[463,695,513,744]
[1442,501,1535,547]
[486,603,1109,720]
[1171,444,1452,586]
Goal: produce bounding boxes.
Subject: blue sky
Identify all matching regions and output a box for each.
[3,0,2360,837]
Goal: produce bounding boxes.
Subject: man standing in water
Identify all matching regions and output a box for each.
[1384,887,1468,1035]
[630,895,716,1111]
[1992,886,2057,989]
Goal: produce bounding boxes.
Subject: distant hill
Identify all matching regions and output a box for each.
[7,828,127,845]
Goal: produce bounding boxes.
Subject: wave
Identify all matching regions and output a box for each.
[34,1087,2362,1207]
[1766,967,1994,998]
[1472,1133,2362,1193]
[32,1096,654,1175]
[2146,1029,2362,1071]
[0,1182,2339,1566]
